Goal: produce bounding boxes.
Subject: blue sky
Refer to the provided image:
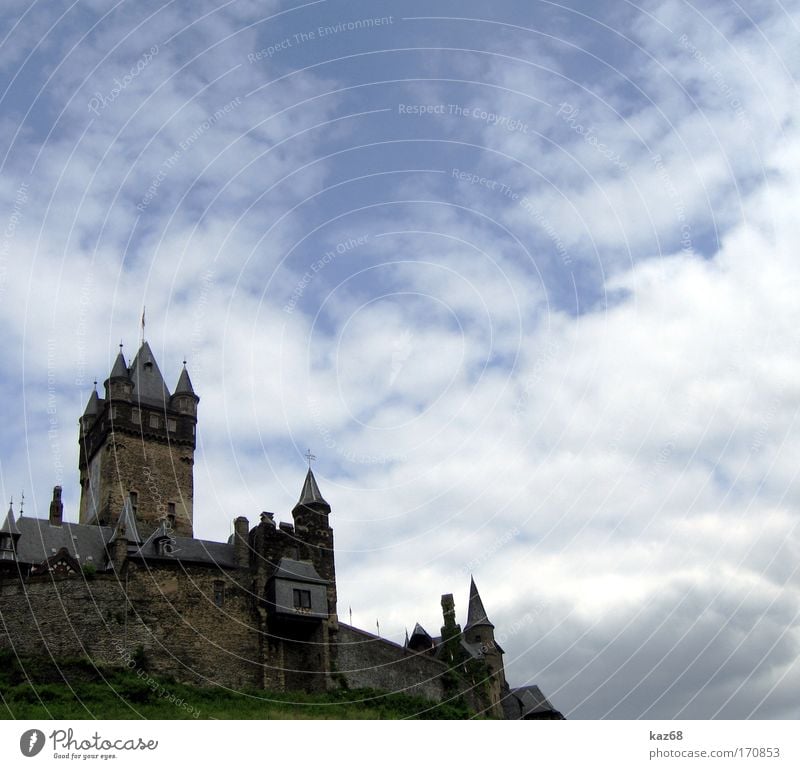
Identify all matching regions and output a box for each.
[1,0,799,718]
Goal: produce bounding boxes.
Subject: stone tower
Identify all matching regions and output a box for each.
[464,576,507,718]
[78,341,199,537]
[291,469,337,622]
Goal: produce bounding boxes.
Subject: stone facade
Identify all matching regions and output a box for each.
[0,341,563,719]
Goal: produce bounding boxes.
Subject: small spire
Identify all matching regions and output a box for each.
[464,576,494,630]
[295,468,330,509]
[83,387,101,418]
[173,362,197,397]
[1,499,20,537]
[109,349,129,380]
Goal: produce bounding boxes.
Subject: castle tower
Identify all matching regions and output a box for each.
[291,468,337,623]
[78,342,199,537]
[464,577,507,718]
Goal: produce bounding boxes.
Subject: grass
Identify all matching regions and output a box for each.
[0,650,473,719]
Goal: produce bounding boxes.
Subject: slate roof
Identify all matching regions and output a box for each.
[111,498,142,544]
[14,517,112,567]
[128,341,171,407]
[271,557,328,584]
[295,469,330,509]
[108,350,129,380]
[173,365,197,397]
[82,388,101,417]
[130,532,238,568]
[502,685,562,719]
[465,576,494,630]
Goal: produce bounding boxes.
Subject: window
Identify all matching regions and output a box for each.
[167,418,177,432]
[167,503,176,527]
[214,581,225,607]
[129,491,138,514]
[149,414,159,428]
[110,405,118,420]
[293,589,312,610]
[132,408,141,425]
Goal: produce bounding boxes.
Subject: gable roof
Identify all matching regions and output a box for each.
[111,498,142,544]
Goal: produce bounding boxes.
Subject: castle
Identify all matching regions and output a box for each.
[0,340,562,719]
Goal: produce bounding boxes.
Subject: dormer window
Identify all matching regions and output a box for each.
[144,361,153,371]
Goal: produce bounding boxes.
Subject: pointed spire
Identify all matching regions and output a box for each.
[1,500,20,537]
[173,362,197,397]
[111,497,142,544]
[109,349,129,380]
[295,468,330,509]
[129,340,171,406]
[82,387,101,417]
[465,576,494,630]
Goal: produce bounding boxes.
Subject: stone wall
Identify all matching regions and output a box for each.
[0,564,260,689]
[335,623,480,710]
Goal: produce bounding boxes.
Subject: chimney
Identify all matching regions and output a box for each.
[233,516,250,569]
[49,486,64,526]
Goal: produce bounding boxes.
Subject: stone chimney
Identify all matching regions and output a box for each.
[49,486,64,527]
[233,516,250,569]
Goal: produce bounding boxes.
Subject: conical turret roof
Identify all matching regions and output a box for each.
[1,502,20,537]
[295,469,330,509]
[129,341,171,406]
[173,364,197,398]
[109,350,129,380]
[465,576,494,630]
[82,387,101,418]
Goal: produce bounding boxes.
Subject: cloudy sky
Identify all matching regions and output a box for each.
[1,0,799,719]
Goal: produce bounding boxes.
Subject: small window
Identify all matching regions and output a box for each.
[149,414,159,428]
[214,581,225,607]
[293,589,312,609]
[132,408,141,424]
[110,405,119,419]
[129,491,138,515]
[167,418,177,432]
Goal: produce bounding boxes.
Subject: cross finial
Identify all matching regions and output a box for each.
[19,491,24,516]
[304,449,316,469]
[119,341,124,351]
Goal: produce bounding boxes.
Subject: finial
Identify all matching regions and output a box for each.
[119,341,124,351]
[304,448,316,469]
[19,491,24,516]
[182,358,187,367]
[8,496,12,513]
[93,379,98,390]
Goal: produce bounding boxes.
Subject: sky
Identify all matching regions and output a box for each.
[0,0,799,719]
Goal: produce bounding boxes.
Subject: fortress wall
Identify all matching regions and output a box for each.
[0,565,261,690]
[335,623,472,707]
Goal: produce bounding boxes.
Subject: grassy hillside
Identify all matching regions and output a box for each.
[0,650,473,719]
